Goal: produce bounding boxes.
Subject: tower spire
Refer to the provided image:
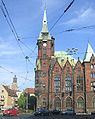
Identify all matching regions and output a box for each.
[38,8,51,40]
[84,41,94,62]
[42,8,48,33]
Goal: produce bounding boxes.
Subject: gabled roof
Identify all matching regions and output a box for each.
[54,51,76,67]
[3,85,17,97]
[84,41,95,62]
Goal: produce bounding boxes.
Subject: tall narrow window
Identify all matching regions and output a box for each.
[54,75,60,93]
[76,75,83,91]
[43,48,47,59]
[65,74,72,92]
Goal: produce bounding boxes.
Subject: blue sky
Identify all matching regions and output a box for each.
[0,0,95,90]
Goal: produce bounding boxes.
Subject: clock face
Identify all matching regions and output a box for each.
[43,43,47,47]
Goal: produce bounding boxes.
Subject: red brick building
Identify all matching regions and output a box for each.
[35,9,95,113]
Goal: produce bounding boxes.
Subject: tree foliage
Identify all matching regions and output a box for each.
[18,93,26,109]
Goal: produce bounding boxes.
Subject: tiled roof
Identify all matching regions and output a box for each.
[3,85,17,97]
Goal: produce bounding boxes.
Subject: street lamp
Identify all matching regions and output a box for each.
[66,48,78,113]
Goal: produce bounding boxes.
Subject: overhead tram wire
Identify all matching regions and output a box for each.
[0,4,25,57]
[49,0,75,32]
[0,65,32,83]
[54,24,95,35]
[0,0,36,66]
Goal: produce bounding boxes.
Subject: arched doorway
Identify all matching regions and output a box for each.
[54,97,61,110]
[77,97,84,109]
[66,97,72,108]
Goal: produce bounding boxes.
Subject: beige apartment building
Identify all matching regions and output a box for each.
[0,85,18,110]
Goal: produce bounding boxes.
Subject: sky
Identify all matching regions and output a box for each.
[0,0,95,90]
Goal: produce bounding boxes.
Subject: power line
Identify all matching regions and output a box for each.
[55,24,95,35]
[49,0,75,32]
[0,4,26,57]
[0,0,37,58]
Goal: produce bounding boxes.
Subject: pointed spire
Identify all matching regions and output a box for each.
[84,41,95,62]
[43,9,47,25]
[42,8,48,33]
[38,8,51,40]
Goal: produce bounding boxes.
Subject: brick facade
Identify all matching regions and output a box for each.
[35,10,95,113]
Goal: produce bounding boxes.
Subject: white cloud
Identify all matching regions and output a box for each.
[63,7,95,26]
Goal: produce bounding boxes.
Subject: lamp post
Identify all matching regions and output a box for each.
[66,48,78,113]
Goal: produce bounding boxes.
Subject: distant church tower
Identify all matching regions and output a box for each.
[11,75,18,91]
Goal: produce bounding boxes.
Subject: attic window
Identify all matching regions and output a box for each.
[2,90,4,93]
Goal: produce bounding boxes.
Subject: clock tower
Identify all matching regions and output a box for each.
[35,9,55,108]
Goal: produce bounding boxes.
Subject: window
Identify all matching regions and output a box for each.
[94,64,95,69]
[77,97,84,108]
[2,90,4,93]
[54,75,60,93]
[66,97,72,108]
[65,74,72,92]
[76,75,83,91]
[91,72,95,79]
[91,64,94,69]
[43,98,46,107]
[43,48,47,59]
[91,81,95,92]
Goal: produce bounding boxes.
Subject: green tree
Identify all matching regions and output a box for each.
[18,93,26,109]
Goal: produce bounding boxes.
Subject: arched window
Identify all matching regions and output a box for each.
[65,74,72,92]
[77,97,84,108]
[77,75,83,91]
[93,97,95,108]
[66,97,72,108]
[54,97,61,110]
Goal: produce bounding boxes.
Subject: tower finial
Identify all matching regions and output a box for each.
[43,8,47,24]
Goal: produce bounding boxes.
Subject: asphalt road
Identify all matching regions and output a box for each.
[0,114,95,119]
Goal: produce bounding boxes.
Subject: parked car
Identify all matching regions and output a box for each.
[51,109,61,115]
[61,108,76,115]
[91,111,95,115]
[3,108,19,116]
[34,107,50,116]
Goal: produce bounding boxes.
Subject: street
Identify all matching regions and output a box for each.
[0,114,95,119]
